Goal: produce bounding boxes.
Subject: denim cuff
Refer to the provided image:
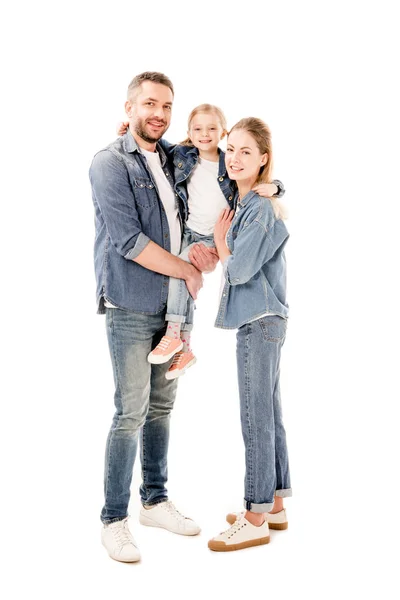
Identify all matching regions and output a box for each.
[274,488,292,498]
[124,232,151,260]
[243,499,274,513]
[165,313,186,324]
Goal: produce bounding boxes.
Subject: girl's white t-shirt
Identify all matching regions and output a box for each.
[186,157,229,236]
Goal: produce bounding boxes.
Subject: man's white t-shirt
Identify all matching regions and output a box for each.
[140,148,181,256]
[186,157,229,236]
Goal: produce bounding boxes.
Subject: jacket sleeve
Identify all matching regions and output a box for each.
[223,219,286,286]
[89,151,151,260]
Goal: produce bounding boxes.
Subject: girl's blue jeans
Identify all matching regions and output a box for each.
[165,227,215,331]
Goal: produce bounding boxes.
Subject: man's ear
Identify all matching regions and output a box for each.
[125,100,133,118]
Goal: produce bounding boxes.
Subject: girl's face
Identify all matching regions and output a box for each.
[188,112,225,153]
[225,129,267,184]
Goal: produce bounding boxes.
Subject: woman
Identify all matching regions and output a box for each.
[208,118,292,552]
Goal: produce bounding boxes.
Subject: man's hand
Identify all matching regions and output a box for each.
[185,265,204,300]
[188,244,219,273]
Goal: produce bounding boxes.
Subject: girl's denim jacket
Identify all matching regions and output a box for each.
[159,141,237,220]
[215,191,289,330]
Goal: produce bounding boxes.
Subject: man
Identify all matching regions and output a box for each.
[89,72,217,562]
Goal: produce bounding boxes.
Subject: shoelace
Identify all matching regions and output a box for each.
[171,352,183,366]
[164,500,187,522]
[221,517,246,538]
[111,520,134,547]
[157,336,172,350]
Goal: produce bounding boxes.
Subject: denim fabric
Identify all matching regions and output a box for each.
[165,227,216,328]
[215,191,289,329]
[158,142,237,220]
[89,131,181,315]
[101,309,178,523]
[237,315,292,512]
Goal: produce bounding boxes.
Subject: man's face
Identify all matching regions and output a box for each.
[125,81,173,144]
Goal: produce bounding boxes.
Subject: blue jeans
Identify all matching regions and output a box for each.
[165,227,215,329]
[101,309,178,523]
[236,315,292,513]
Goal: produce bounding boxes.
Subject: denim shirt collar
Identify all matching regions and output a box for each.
[123,129,167,167]
[238,190,257,209]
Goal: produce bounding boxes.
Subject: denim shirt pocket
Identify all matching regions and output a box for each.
[133,177,157,209]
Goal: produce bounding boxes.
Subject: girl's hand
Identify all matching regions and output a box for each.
[252,182,278,198]
[214,209,234,245]
[116,121,129,136]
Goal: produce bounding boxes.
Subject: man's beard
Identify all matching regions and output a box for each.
[134,118,166,144]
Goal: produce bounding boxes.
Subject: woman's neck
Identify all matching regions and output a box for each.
[238,179,256,201]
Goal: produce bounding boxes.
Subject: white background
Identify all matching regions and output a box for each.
[2,1,400,598]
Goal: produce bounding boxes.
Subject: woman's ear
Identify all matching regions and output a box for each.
[260,153,268,167]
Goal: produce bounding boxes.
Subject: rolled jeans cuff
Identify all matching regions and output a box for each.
[244,500,274,513]
[275,488,292,498]
[181,322,193,332]
[165,313,186,324]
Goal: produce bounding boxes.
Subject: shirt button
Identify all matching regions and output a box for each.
[229,196,233,201]
[140,184,144,187]
[223,293,226,297]
[165,171,169,177]
[178,162,183,168]
[219,177,224,182]
[163,281,168,286]
[149,184,153,188]
[164,233,168,238]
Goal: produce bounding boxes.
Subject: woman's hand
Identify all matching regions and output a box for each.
[116,121,129,136]
[214,209,234,245]
[252,182,278,198]
[214,209,234,263]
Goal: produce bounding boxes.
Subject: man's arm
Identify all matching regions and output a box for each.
[89,150,203,298]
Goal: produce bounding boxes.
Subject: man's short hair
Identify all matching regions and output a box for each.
[127,72,174,101]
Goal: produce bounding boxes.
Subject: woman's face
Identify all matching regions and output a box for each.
[225,129,267,184]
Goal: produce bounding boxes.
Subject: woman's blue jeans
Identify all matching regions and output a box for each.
[236,315,292,513]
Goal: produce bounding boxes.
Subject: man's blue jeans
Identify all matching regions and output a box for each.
[101,308,178,524]
[236,315,292,513]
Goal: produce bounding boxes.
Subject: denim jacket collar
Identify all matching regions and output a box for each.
[238,190,257,209]
[123,130,167,167]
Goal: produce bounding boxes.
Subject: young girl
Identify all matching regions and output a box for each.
[208,118,291,552]
[117,106,284,379]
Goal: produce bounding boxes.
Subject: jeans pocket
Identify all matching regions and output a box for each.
[258,315,287,342]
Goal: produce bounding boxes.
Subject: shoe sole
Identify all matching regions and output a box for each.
[139,512,201,536]
[226,513,288,530]
[208,536,270,552]
[165,357,197,380]
[147,341,183,365]
[101,541,141,563]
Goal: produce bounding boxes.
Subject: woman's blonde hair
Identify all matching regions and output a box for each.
[229,117,287,219]
[180,104,228,146]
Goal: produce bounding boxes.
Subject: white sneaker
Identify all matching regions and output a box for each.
[139,500,201,536]
[226,508,288,530]
[208,513,270,552]
[101,517,141,562]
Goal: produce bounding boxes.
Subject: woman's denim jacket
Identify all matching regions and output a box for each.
[159,141,237,219]
[215,191,289,330]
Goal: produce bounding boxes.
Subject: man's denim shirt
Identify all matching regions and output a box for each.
[215,191,289,330]
[159,142,237,218]
[89,131,181,314]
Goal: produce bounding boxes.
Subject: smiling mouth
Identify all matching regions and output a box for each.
[147,121,165,128]
[229,166,243,172]
[199,140,211,143]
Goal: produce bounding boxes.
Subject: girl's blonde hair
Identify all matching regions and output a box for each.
[229,117,287,220]
[180,104,228,146]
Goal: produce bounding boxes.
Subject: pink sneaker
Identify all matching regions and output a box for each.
[148,336,183,365]
[165,351,197,380]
